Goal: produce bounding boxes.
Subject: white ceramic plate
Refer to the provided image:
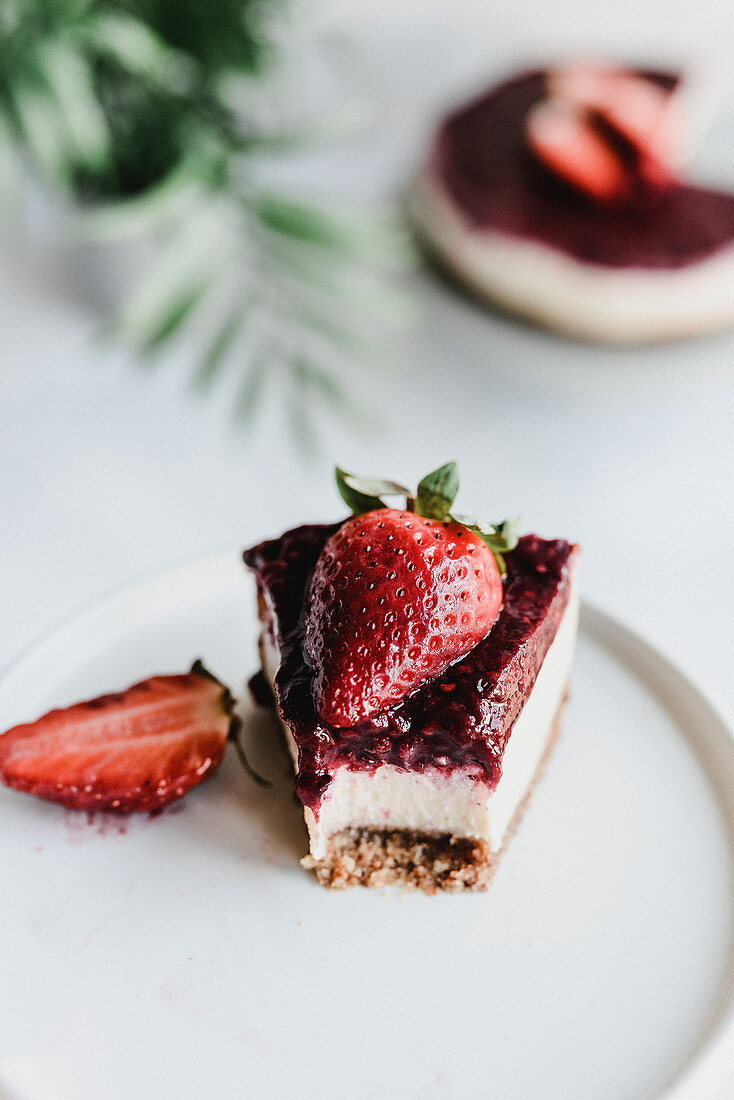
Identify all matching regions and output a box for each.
[0,553,733,1100]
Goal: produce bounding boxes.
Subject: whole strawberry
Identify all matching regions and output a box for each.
[305,463,518,727]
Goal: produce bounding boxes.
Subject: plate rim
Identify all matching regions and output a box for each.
[579,603,734,1100]
[1,548,733,1100]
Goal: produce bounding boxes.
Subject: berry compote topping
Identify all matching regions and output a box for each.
[432,69,734,269]
[244,525,577,815]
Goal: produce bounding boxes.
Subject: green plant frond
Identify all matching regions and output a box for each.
[35,39,110,168]
[149,0,270,78]
[285,376,319,458]
[113,201,235,341]
[9,84,71,181]
[194,298,254,389]
[261,235,414,323]
[234,341,273,426]
[0,111,22,217]
[76,12,197,95]
[285,300,375,356]
[69,162,204,242]
[0,2,413,444]
[249,194,355,250]
[141,280,210,353]
[290,355,371,428]
[249,192,414,269]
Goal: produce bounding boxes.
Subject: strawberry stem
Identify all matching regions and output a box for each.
[228,719,272,788]
[189,660,272,787]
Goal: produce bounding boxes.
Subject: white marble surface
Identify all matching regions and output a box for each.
[2,2,734,1096]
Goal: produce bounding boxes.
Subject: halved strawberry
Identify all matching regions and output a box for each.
[0,661,236,812]
[526,97,631,204]
[304,463,517,728]
[547,66,681,186]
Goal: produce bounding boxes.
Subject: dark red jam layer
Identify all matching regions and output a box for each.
[433,70,734,269]
[244,524,577,814]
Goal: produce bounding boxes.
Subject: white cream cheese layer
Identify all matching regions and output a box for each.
[262,577,579,862]
[410,168,734,343]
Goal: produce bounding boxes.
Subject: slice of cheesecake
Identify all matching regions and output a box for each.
[243,466,579,892]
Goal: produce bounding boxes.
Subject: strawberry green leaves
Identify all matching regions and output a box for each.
[335,467,410,514]
[451,514,520,576]
[415,461,459,521]
[335,461,520,575]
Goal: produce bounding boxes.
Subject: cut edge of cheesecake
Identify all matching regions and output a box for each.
[255,561,580,893]
[299,697,566,893]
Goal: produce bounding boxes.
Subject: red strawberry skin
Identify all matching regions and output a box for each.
[548,67,679,185]
[0,668,233,812]
[526,98,631,204]
[304,508,503,728]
